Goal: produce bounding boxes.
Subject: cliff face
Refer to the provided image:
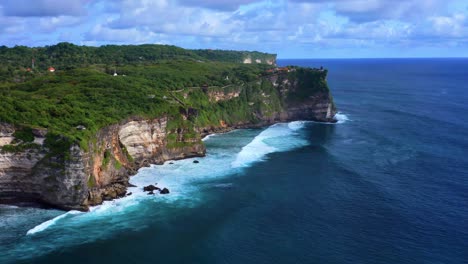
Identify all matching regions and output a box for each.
[117,117,203,164]
[0,117,206,210]
[85,117,204,206]
[0,70,335,211]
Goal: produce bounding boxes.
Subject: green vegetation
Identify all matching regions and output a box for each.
[122,146,134,163]
[0,44,328,154]
[12,127,34,142]
[0,143,40,153]
[0,42,275,79]
[166,140,198,149]
[102,150,111,168]
[192,49,276,64]
[114,160,122,170]
[285,67,329,102]
[87,175,96,188]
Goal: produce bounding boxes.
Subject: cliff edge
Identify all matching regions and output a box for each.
[0,66,336,210]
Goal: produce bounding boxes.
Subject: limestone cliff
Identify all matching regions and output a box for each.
[0,117,205,210]
[0,70,336,211]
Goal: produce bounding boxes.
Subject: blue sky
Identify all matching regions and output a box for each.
[0,0,467,58]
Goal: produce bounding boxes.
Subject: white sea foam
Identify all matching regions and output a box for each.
[0,205,19,209]
[25,121,311,235]
[202,129,239,141]
[26,211,82,235]
[335,112,350,124]
[202,134,214,141]
[288,121,306,130]
[231,123,309,168]
[231,135,276,168]
[213,183,234,188]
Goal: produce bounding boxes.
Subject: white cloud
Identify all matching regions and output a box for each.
[0,0,467,57]
[429,13,467,38]
[87,24,158,43]
[39,16,83,33]
[177,0,259,11]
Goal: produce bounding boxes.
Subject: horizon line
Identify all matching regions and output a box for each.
[276,57,468,60]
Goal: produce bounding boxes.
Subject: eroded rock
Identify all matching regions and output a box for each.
[143,185,160,192]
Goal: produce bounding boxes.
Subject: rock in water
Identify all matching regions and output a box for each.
[143,185,160,192]
[126,192,132,196]
[147,191,154,195]
[193,160,199,163]
[160,188,170,194]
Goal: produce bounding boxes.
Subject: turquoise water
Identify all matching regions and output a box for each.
[1,59,468,263]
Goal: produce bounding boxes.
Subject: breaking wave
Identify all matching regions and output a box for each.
[335,112,350,124]
[27,211,82,235]
[25,121,313,238]
[231,122,308,168]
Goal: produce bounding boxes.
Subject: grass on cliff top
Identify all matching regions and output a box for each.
[0,57,330,153]
[0,60,272,148]
[0,42,276,80]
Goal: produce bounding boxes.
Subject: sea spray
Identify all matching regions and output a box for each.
[231,122,309,168]
[26,211,83,235]
[335,112,350,124]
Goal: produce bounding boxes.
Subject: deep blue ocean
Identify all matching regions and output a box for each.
[1,59,468,264]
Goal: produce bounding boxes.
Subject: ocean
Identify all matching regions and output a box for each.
[1,59,467,263]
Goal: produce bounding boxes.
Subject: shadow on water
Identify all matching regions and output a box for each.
[304,122,337,146]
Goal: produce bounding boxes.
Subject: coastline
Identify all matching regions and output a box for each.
[1,83,337,211]
[110,116,340,203]
[0,115,338,212]
[24,118,332,237]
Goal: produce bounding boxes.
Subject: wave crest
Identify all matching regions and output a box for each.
[335,112,350,124]
[231,123,308,168]
[26,211,82,235]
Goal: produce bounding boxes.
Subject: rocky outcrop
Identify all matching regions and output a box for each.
[143,185,160,192]
[85,117,205,207]
[242,56,276,65]
[0,123,14,147]
[0,123,52,207]
[0,139,90,210]
[117,117,204,165]
[278,93,336,123]
[0,149,46,204]
[208,90,241,102]
[87,183,127,205]
[197,92,336,138]
[118,118,167,164]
